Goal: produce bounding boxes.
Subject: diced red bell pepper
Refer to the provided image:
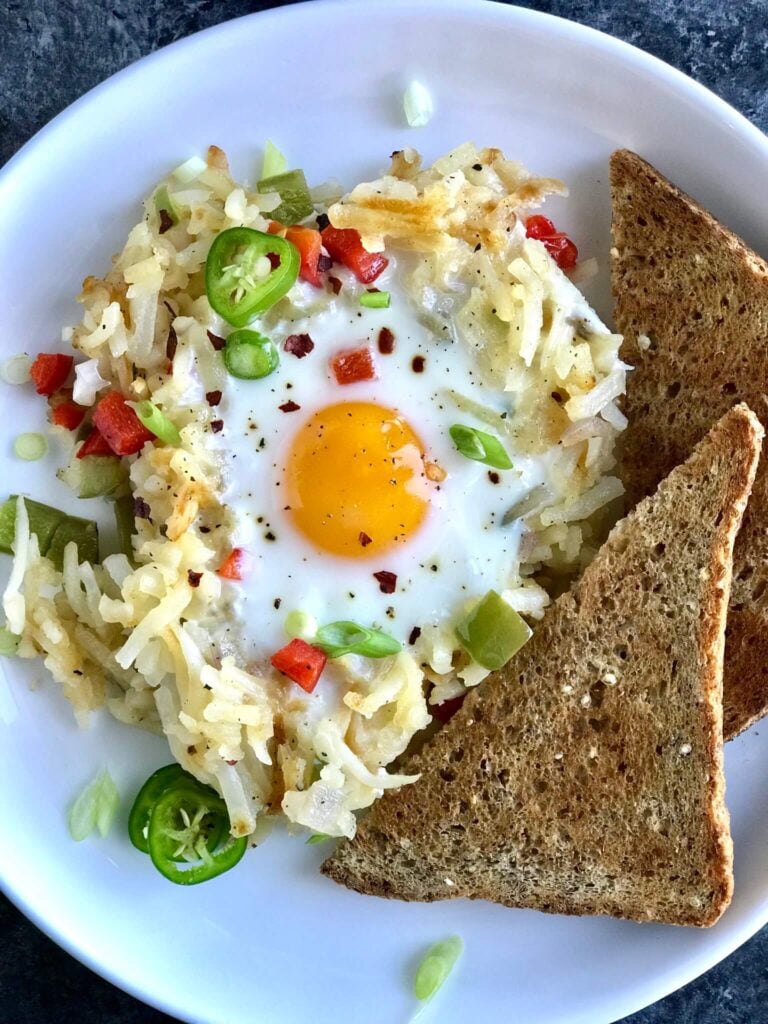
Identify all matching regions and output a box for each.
[524,215,557,240]
[431,694,465,723]
[50,394,86,431]
[92,391,154,456]
[217,548,246,580]
[270,638,327,693]
[321,225,388,284]
[77,427,115,458]
[541,233,579,270]
[30,353,74,396]
[524,215,579,270]
[286,225,323,287]
[331,346,377,386]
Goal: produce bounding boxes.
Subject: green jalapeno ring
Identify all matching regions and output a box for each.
[128,763,228,860]
[223,329,280,380]
[147,781,247,885]
[205,227,299,328]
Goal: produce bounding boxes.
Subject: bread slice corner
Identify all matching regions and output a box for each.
[610,148,768,739]
[323,404,762,927]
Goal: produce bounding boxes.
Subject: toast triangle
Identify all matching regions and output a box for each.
[322,405,762,927]
[611,148,768,739]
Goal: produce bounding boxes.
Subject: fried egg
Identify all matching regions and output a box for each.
[209,260,551,659]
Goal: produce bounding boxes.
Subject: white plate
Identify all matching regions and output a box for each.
[1,3,768,1022]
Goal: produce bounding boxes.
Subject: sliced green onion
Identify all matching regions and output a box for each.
[403,80,434,128]
[449,424,512,470]
[224,329,279,380]
[172,154,207,184]
[154,185,179,227]
[414,936,463,1002]
[94,770,120,837]
[0,354,32,385]
[135,400,182,446]
[285,609,318,641]
[68,769,119,842]
[13,432,48,461]
[314,621,401,659]
[261,140,287,180]
[305,832,332,845]
[257,168,314,225]
[58,454,128,499]
[455,590,531,671]
[0,627,20,656]
[360,291,391,309]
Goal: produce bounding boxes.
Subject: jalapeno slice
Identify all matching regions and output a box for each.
[205,227,299,327]
[147,781,247,885]
[223,329,279,380]
[128,763,188,853]
[128,763,227,859]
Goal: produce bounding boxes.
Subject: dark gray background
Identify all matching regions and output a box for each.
[1,1,767,1022]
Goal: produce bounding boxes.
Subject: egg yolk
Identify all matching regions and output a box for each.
[285,401,430,557]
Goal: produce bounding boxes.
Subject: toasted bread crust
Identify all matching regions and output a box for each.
[323,407,762,927]
[610,149,768,739]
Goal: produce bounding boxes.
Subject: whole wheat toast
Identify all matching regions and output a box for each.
[323,406,762,927]
[611,149,768,739]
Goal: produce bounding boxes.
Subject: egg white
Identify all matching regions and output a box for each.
[209,259,550,658]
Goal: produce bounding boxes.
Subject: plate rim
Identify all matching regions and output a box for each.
[2,2,768,1022]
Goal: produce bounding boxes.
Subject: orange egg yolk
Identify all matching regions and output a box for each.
[285,401,430,557]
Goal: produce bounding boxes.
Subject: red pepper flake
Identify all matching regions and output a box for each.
[377,327,395,354]
[331,346,376,386]
[206,390,222,407]
[211,419,224,433]
[373,570,397,594]
[266,252,281,270]
[284,333,315,358]
[133,496,152,520]
[187,570,203,588]
[225,759,238,766]
[359,531,372,548]
[487,471,500,484]
[317,254,333,273]
[158,208,174,235]
[411,355,426,373]
[207,330,226,351]
[166,324,178,362]
[279,400,301,413]
[408,626,422,645]
[328,276,342,295]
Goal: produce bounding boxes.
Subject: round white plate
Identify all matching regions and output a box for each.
[2,3,768,1022]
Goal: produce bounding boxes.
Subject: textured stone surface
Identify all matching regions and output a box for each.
[1,1,767,1022]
